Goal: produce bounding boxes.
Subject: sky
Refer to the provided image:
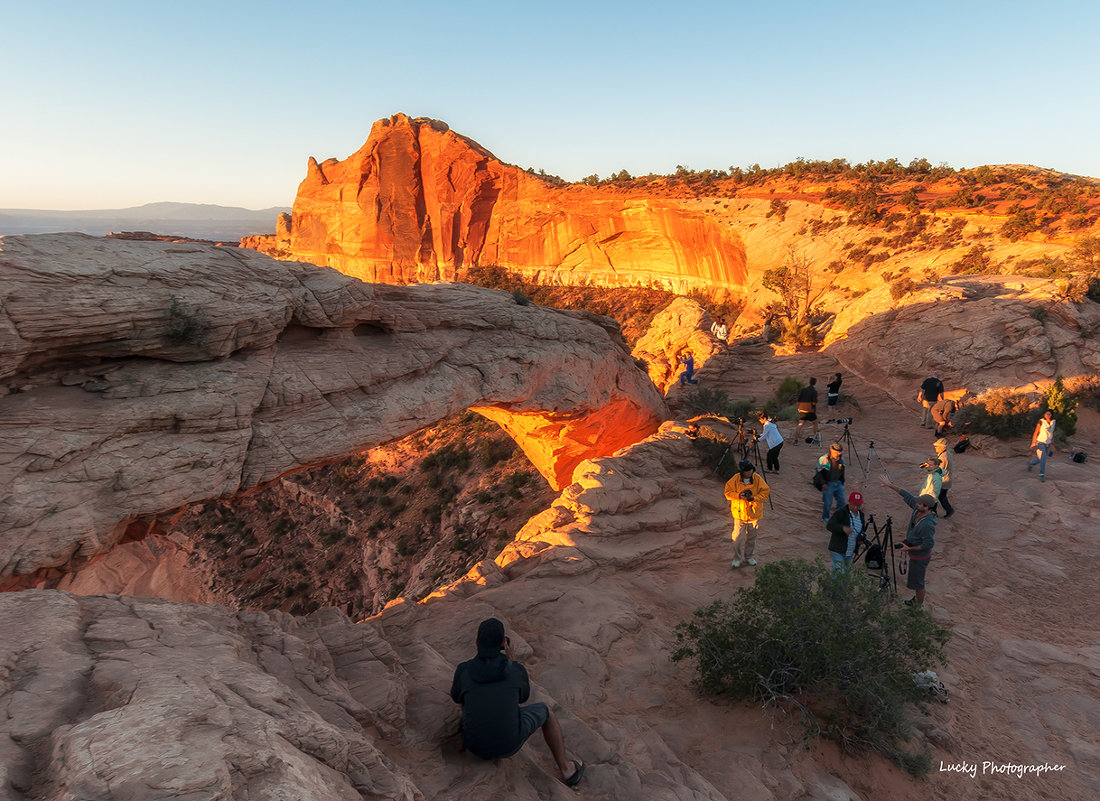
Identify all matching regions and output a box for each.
[2,0,1098,210]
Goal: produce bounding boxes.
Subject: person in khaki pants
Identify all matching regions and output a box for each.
[724,460,770,568]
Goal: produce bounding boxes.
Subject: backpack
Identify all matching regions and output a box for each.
[952,435,970,454]
[1072,450,1087,463]
[812,470,825,491]
[864,544,884,570]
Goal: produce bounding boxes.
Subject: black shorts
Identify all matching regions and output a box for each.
[799,411,817,421]
[907,557,930,590]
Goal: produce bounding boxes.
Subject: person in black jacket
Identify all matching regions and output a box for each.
[450,618,584,787]
[826,490,868,570]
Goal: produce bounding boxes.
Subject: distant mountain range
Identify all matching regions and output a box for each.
[0,202,288,241]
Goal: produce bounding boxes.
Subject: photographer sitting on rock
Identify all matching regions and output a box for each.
[451,618,585,787]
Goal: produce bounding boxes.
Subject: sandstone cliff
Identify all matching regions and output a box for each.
[244,114,748,293]
[0,233,666,586]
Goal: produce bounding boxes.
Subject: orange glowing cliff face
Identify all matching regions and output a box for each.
[247,114,748,293]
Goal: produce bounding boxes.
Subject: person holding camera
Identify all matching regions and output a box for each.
[918,457,946,513]
[826,490,868,571]
[451,618,585,787]
[933,438,955,518]
[758,412,784,473]
[816,443,846,522]
[724,459,771,568]
[879,476,936,609]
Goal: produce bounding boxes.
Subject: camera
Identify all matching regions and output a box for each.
[894,543,905,550]
[919,460,936,469]
[826,417,853,424]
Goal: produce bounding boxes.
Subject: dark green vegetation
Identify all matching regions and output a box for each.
[956,377,1082,440]
[166,295,205,345]
[954,378,1082,440]
[672,559,951,775]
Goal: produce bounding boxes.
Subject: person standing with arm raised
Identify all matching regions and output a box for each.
[879,475,936,609]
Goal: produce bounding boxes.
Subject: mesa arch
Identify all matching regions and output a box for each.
[0,233,667,586]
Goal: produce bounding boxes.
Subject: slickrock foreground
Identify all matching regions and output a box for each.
[3,394,1098,799]
[0,233,665,585]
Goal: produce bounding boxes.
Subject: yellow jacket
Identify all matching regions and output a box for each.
[724,472,770,522]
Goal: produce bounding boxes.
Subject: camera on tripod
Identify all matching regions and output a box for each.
[826,417,853,424]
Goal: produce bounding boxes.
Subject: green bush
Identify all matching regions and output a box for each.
[672,559,950,773]
[762,376,803,420]
[690,425,739,481]
[166,295,205,345]
[1041,376,1078,437]
[955,388,1038,439]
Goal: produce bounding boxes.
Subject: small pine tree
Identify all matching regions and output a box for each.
[1041,376,1078,437]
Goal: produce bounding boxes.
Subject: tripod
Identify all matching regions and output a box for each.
[746,429,774,510]
[865,439,891,481]
[853,514,898,594]
[835,423,865,474]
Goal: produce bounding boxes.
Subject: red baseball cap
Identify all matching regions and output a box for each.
[848,491,863,505]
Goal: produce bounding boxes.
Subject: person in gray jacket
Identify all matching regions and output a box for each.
[880,475,936,609]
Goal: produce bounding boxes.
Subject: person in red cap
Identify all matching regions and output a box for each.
[825,490,868,570]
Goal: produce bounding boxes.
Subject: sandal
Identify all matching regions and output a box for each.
[564,760,585,788]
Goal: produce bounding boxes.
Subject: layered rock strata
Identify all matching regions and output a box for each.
[0,233,666,585]
[825,275,1100,401]
[242,114,748,293]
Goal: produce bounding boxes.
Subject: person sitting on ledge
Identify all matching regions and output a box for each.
[450,618,585,787]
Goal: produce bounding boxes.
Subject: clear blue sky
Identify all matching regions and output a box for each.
[3,0,1098,210]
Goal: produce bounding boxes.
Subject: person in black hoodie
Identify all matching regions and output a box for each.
[450,618,585,787]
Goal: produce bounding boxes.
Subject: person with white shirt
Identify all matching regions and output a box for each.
[1028,410,1056,482]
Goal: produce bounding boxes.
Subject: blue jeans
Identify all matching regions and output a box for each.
[822,481,845,520]
[829,551,852,572]
[1028,443,1049,476]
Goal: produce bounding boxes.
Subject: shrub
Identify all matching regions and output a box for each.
[689,425,740,481]
[762,376,803,420]
[512,290,530,306]
[955,388,1038,439]
[166,295,205,345]
[889,277,918,301]
[1029,306,1048,323]
[682,387,754,421]
[1041,377,1078,437]
[672,559,950,773]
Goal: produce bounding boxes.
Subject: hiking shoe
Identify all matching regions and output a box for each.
[1040,474,1045,482]
[731,559,741,568]
[1027,462,1033,471]
[747,558,757,566]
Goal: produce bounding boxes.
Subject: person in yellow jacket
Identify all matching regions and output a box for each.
[724,459,771,568]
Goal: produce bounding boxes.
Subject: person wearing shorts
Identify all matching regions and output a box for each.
[880,477,936,609]
[451,618,585,787]
[794,377,818,444]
